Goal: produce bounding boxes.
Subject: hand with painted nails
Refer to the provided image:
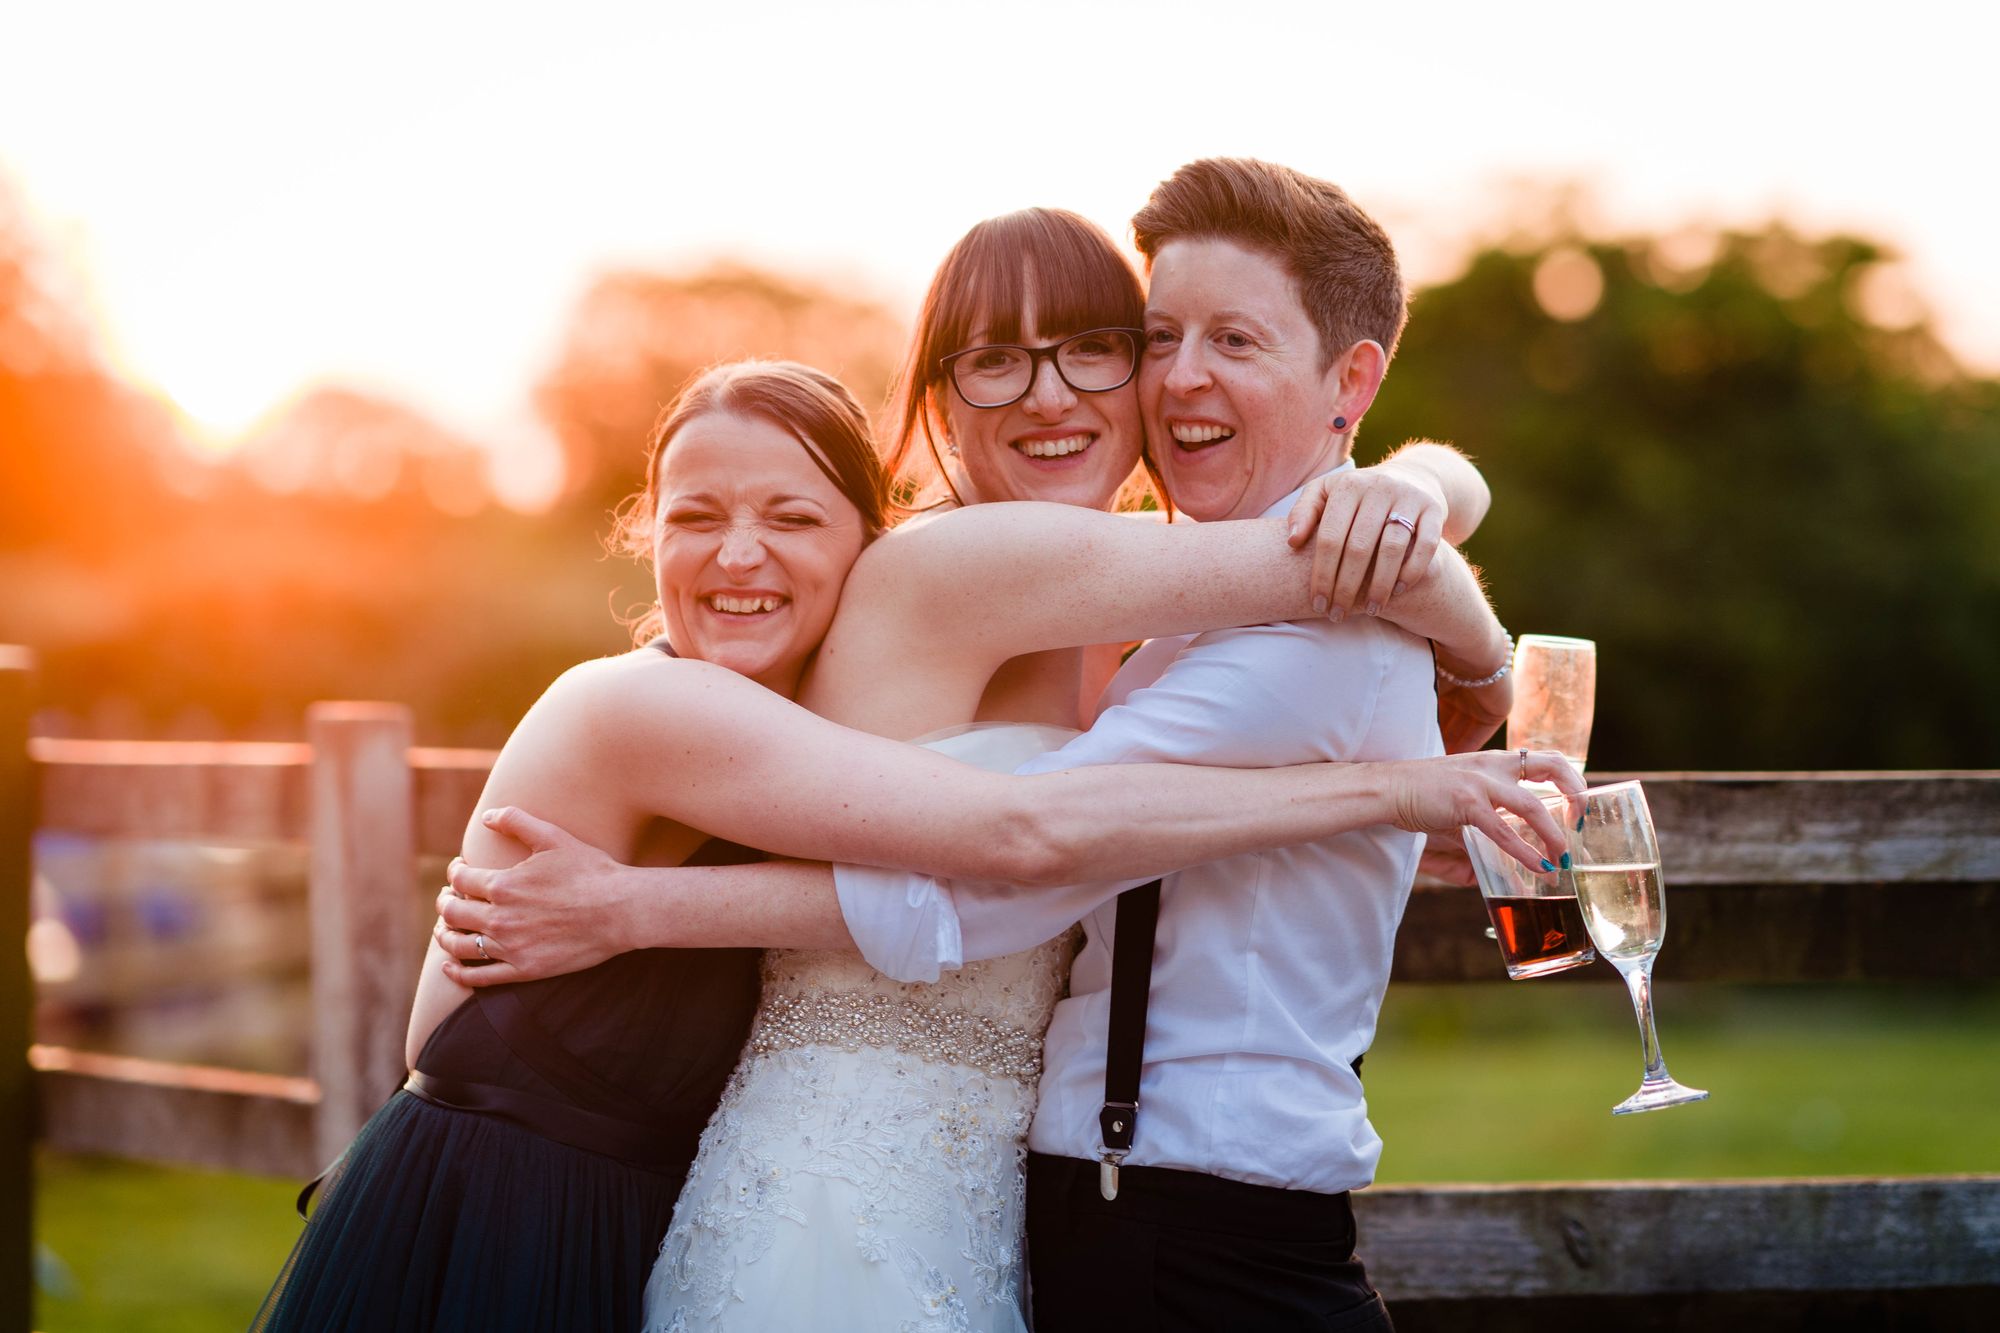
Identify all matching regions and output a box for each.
[1384,748,1584,876]
[1285,461,1447,619]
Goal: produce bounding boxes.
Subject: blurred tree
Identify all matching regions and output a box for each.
[8,184,1997,769]
[0,180,185,553]
[234,386,493,514]
[1365,228,2000,769]
[535,264,906,517]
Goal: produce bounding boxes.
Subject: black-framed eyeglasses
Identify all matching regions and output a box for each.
[939,327,1143,409]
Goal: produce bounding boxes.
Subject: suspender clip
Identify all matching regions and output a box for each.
[1098,1150,1126,1201]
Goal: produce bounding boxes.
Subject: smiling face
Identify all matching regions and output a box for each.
[939,297,1145,510]
[1140,237,1351,522]
[652,410,868,697]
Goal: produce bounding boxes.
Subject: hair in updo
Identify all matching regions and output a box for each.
[612,359,890,645]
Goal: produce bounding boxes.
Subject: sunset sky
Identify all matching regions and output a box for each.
[4,0,1992,502]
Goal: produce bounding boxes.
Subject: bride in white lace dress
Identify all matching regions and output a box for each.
[645,725,1077,1333]
[645,214,1157,1330]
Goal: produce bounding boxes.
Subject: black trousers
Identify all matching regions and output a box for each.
[1026,1153,1393,1333]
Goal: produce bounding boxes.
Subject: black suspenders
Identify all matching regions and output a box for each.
[1098,879,1161,1200]
[1095,879,1368,1202]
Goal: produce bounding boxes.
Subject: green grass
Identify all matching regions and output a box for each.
[1367,981,2000,1182]
[30,984,2000,1329]
[33,1150,298,1333]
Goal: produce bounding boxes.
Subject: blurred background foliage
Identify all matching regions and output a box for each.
[3,174,1996,767]
[11,177,1999,1329]
[1367,226,2000,769]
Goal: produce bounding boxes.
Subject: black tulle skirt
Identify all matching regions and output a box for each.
[249,1090,681,1333]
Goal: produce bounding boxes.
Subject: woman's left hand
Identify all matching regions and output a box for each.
[433,806,638,988]
[1285,462,1448,617]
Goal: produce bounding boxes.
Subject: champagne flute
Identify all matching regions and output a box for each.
[1508,635,1597,775]
[1564,780,1709,1114]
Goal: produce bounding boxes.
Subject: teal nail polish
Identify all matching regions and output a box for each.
[1560,852,1572,870]
[1540,858,1555,873]
[1576,815,1586,832]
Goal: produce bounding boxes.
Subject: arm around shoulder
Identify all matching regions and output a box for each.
[1381,440,1490,542]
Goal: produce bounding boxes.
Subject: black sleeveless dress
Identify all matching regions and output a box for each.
[252,646,763,1332]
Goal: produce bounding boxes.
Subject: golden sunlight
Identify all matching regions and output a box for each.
[107,319,287,456]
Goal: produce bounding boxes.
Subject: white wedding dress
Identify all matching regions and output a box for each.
[643,723,1081,1333]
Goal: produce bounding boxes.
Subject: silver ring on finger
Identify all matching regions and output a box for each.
[1387,512,1417,535]
[474,933,490,961]
[1518,748,1528,782]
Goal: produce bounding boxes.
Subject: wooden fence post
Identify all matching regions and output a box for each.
[1,648,35,1333]
[306,703,418,1168]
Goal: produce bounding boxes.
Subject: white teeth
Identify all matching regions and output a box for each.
[1171,423,1235,445]
[707,595,782,614]
[1015,433,1092,458]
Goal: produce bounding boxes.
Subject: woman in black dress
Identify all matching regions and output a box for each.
[252,361,894,1331]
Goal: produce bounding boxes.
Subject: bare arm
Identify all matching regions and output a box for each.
[409,649,1362,1060]
[436,749,1582,986]
[1383,441,1490,542]
[807,499,1502,737]
[479,656,1566,889]
[1283,441,1490,616]
[1355,546,1511,684]
[409,646,1528,1038]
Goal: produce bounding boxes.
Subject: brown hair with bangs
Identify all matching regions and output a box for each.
[884,208,1148,507]
[611,358,889,646]
[1131,157,1407,369]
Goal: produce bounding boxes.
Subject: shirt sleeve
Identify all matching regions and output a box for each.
[836,618,1410,980]
[833,861,966,984]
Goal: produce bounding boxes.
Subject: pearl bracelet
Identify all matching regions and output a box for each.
[1436,630,1513,689]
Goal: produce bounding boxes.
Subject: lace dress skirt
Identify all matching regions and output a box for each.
[643,723,1079,1333]
[647,1033,1044,1332]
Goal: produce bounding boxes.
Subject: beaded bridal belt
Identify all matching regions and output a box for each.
[747,991,1045,1082]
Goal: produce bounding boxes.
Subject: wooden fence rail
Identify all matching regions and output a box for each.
[5,649,1998,1328]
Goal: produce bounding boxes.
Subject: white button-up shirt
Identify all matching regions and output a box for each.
[835,474,1442,1194]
